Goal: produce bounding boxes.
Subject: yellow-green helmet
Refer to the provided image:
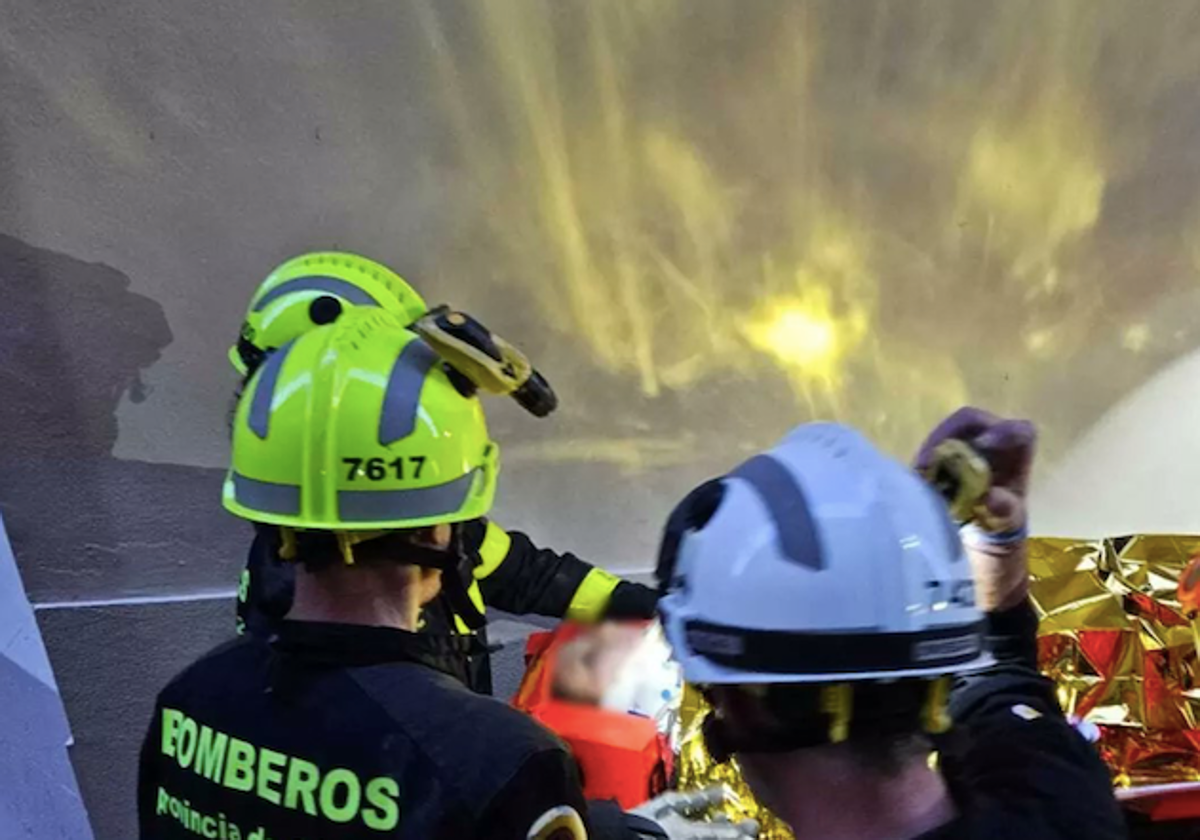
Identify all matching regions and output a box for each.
[230,252,429,376]
[223,308,499,531]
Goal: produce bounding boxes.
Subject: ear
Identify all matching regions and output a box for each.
[431,523,453,548]
[402,524,452,550]
[417,566,444,605]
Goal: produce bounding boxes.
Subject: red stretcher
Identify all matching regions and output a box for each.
[1119,782,1200,822]
[512,624,675,810]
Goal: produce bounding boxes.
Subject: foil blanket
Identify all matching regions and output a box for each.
[1032,535,1200,787]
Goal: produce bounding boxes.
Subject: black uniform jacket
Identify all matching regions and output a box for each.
[236,520,657,694]
[918,601,1128,839]
[138,621,595,840]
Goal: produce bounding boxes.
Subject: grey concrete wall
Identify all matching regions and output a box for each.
[6,3,1200,839]
[0,6,704,834]
[36,598,231,840]
[0,515,94,840]
[0,233,239,839]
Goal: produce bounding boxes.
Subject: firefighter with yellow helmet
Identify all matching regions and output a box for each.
[139,310,752,839]
[230,252,657,693]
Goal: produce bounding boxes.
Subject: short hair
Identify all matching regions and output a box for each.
[846,732,932,778]
[707,679,939,777]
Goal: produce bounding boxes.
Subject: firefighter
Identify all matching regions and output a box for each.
[655,410,1127,839]
[140,310,753,840]
[230,251,657,693]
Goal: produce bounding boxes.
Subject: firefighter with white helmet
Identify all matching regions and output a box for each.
[657,410,1127,839]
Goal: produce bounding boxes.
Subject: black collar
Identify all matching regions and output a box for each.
[270,620,483,681]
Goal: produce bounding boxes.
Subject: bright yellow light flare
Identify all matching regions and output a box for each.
[745,291,861,387]
[753,306,837,369]
[414,0,1200,463]
[1123,324,1151,354]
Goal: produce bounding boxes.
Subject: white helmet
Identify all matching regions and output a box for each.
[657,423,991,686]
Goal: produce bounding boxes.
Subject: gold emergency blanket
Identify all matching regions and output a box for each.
[675,535,1200,834]
[1032,534,1200,787]
[676,687,796,840]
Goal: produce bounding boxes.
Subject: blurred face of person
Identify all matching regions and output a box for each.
[549,621,684,742]
[553,623,648,704]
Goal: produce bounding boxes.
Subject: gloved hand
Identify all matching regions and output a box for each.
[626,787,759,840]
[915,406,1037,612]
[603,581,660,620]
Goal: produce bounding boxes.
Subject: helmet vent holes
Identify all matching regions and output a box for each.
[309,295,344,325]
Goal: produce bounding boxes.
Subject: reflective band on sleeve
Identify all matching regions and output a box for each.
[566,568,622,622]
[473,521,513,580]
[527,805,587,840]
[378,339,439,446]
[252,277,382,312]
[247,340,296,440]
[233,473,301,516]
[338,470,477,522]
[728,453,823,570]
[453,581,487,633]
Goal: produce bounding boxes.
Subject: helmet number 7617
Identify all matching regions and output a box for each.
[343,456,427,481]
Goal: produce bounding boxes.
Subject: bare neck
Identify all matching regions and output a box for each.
[288,564,422,631]
[762,750,955,840]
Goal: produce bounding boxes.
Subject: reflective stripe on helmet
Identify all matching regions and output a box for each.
[247,340,296,440]
[338,470,480,522]
[230,469,480,523]
[252,276,383,312]
[727,453,823,570]
[231,473,301,516]
[683,617,986,676]
[378,339,439,446]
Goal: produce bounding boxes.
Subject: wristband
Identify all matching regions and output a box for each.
[962,522,1028,547]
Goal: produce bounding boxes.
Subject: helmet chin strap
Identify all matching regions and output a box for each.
[396,525,488,631]
[276,524,488,631]
[701,678,953,763]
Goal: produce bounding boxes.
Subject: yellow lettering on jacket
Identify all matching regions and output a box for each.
[158,708,401,831]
